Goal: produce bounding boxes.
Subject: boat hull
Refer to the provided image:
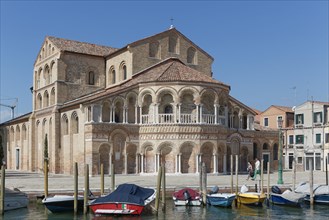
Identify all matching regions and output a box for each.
[89,203,145,215]
[207,193,236,207]
[305,194,329,205]
[42,196,84,213]
[173,199,202,206]
[4,188,29,211]
[237,193,266,206]
[269,194,302,206]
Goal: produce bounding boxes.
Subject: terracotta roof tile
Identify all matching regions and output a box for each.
[47,36,117,56]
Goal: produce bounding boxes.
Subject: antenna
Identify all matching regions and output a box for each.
[0,98,18,119]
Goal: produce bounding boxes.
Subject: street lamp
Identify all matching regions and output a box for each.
[277,118,284,184]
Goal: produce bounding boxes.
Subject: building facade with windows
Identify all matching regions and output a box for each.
[293,101,329,171]
[0,28,279,175]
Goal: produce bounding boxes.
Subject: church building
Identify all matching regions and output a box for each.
[0,28,278,175]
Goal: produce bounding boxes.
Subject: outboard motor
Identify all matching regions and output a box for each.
[271,185,282,194]
[210,185,219,194]
[183,190,191,201]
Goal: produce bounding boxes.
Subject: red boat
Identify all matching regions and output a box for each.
[89,183,156,215]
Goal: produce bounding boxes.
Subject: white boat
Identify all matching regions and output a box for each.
[42,195,84,213]
[3,188,29,211]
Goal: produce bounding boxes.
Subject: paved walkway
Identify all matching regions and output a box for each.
[3,170,328,195]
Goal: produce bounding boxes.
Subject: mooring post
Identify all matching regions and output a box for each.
[326,156,328,186]
[44,159,48,198]
[0,166,5,215]
[83,164,89,215]
[199,161,202,194]
[309,160,314,206]
[161,164,166,210]
[267,161,270,199]
[230,155,233,194]
[155,165,162,214]
[293,160,296,190]
[202,162,207,206]
[100,164,104,195]
[235,155,238,207]
[74,162,78,214]
[111,163,115,192]
[261,159,264,194]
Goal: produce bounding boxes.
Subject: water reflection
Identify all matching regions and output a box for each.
[0,199,329,220]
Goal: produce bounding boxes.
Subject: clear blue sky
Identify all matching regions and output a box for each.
[1,1,328,123]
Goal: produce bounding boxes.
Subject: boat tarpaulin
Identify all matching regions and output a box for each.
[173,188,200,200]
[90,184,155,206]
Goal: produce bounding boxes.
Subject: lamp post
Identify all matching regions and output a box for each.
[277,118,284,184]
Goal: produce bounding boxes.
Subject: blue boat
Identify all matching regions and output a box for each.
[207,193,236,207]
[269,186,305,206]
[42,195,84,213]
[304,185,329,205]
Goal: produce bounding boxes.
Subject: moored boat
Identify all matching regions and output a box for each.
[3,188,29,211]
[172,188,202,206]
[269,186,305,206]
[304,185,329,205]
[237,192,266,206]
[207,193,236,207]
[89,183,156,215]
[42,195,84,213]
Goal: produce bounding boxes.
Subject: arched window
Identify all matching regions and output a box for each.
[187,47,197,64]
[120,63,127,81]
[88,71,95,85]
[87,106,92,122]
[61,114,69,135]
[44,91,49,107]
[164,105,173,114]
[50,87,55,105]
[71,112,79,134]
[263,143,269,150]
[109,66,115,84]
[149,41,160,58]
[169,35,178,53]
[37,93,42,109]
[37,68,42,88]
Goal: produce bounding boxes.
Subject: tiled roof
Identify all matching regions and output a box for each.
[62,58,229,107]
[273,105,294,113]
[47,36,118,56]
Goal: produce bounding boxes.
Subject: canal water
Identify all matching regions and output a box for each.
[0,200,328,220]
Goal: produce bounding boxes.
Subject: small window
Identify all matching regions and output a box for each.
[289,135,294,144]
[296,135,304,144]
[316,134,321,144]
[149,41,160,58]
[123,65,127,80]
[277,116,283,128]
[313,112,322,123]
[88,71,95,85]
[111,69,116,84]
[187,47,196,64]
[325,133,329,143]
[296,114,304,125]
[297,157,303,164]
[264,118,269,127]
[169,35,178,53]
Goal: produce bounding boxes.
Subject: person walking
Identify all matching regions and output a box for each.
[251,158,260,180]
[246,162,253,180]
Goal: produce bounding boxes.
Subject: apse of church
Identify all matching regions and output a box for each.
[0,28,279,175]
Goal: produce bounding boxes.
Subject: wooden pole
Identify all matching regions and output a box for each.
[74,162,78,213]
[100,164,104,195]
[309,160,314,206]
[326,156,329,185]
[0,166,5,215]
[161,164,166,210]
[199,161,202,194]
[202,162,207,206]
[267,161,270,199]
[293,160,296,190]
[230,155,233,194]
[83,164,89,214]
[111,163,115,192]
[260,159,264,194]
[44,160,48,198]
[235,155,238,194]
[155,165,162,214]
